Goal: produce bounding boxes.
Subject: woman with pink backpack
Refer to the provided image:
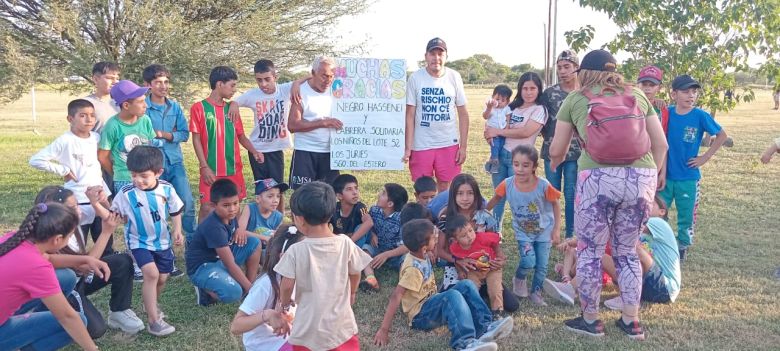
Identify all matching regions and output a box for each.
[549,49,668,341]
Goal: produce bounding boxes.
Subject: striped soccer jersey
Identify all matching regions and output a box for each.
[111,180,184,251]
[189,99,245,176]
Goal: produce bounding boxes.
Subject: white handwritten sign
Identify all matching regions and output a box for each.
[330,58,407,170]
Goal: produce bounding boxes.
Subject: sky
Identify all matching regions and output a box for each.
[333,0,621,69]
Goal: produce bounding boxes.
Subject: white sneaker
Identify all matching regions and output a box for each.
[107,309,144,334]
[478,316,513,342]
[604,296,623,311]
[543,278,575,305]
[147,318,175,336]
[460,340,498,351]
[512,277,528,298]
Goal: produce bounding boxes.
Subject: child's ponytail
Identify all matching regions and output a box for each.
[0,202,79,257]
[263,223,303,306]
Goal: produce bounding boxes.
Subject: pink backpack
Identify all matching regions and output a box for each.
[577,87,650,165]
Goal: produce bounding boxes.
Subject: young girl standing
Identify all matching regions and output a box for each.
[0,203,99,351]
[488,145,561,306]
[231,224,301,351]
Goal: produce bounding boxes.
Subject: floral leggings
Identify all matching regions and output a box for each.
[574,167,656,314]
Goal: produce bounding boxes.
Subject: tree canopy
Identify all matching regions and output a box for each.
[0,0,367,104]
[569,0,780,113]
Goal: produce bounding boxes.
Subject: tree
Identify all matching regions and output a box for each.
[568,0,780,113]
[0,0,367,104]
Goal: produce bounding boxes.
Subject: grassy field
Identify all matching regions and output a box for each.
[2,87,780,350]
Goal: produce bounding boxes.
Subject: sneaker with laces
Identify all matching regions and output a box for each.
[107,309,144,334]
[543,278,575,305]
[478,316,513,342]
[133,269,144,283]
[604,296,623,311]
[459,339,497,351]
[512,277,528,298]
[141,303,165,320]
[564,315,605,337]
[615,318,646,341]
[529,291,547,306]
[147,318,175,337]
[169,266,184,278]
[195,286,215,306]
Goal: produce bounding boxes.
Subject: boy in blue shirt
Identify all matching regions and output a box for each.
[660,75,728,261]
[187,179,262,306]
[143,64,194,278]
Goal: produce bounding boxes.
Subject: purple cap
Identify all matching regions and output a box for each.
[110,80,149,106]
[255,178,290,195]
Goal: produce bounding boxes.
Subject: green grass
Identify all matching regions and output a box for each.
[2,87,780,350]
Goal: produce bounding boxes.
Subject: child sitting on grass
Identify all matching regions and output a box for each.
[238,178,288,242]
[230,223,302,351]
[446,214,505,316]
[274,181,372,350]
[373,219,514,351]
[187,179,262,306]
[360,183,409,292]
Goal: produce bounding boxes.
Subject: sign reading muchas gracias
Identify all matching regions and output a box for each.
[330,57,407,170]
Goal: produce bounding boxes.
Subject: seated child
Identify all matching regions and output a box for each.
[446,214,505,316]
[360,183,409,292]
[187,179,262,306]
[413,176,437,207]
[274,181,372,350]
[482,84,513,174]
[373,219,513,351]
[231,224,302,351]
[329,174,374,250]
[238,178,288,242]
[92,146,183,336]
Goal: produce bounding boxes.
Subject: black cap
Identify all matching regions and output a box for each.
[577,49,617,72]
[671,75,701,90]
[426,37,447,52]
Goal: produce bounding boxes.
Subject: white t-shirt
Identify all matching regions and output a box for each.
[29,130,111,211]
[293,81,333,153]
[235,83,293,152]
[503,104,547,152]
[406,67,468,150]
[239,274,297,351]
[83,94,119,134]
[273,234,372,350]
[485,105,511,129]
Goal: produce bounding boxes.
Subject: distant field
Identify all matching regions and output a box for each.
[1,87,779,350]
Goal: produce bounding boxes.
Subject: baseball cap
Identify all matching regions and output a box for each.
[557,50,579,66]
[426,37,447,52]
[671,75,701,90]
[638,65,663,85]
[254,178,289,195]
[577,49,617,72]
[110,80,149,106]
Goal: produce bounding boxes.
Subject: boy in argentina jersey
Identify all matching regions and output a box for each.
[95,146,184,336]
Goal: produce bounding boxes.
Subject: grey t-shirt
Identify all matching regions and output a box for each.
[83,93,119,134]
[540,84,581,161]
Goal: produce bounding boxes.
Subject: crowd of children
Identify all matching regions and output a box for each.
[1,44,763,351]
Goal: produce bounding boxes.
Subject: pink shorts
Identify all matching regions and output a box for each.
[409,144,461,182]
[291,335,359,351]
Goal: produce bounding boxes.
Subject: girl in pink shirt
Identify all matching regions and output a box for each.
[0,202,99,351]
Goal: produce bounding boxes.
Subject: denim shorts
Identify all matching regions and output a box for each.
[641,263,671,303]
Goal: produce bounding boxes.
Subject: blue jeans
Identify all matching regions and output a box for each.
[489,136,505,160]
[544,159,577,238]
[1,292,87,351]
[15,268,77,314]
[411,280,493,349]
[161,162,197,238]
[189,237,260,303]
[516,240,552,293]
[490,148,514,229]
